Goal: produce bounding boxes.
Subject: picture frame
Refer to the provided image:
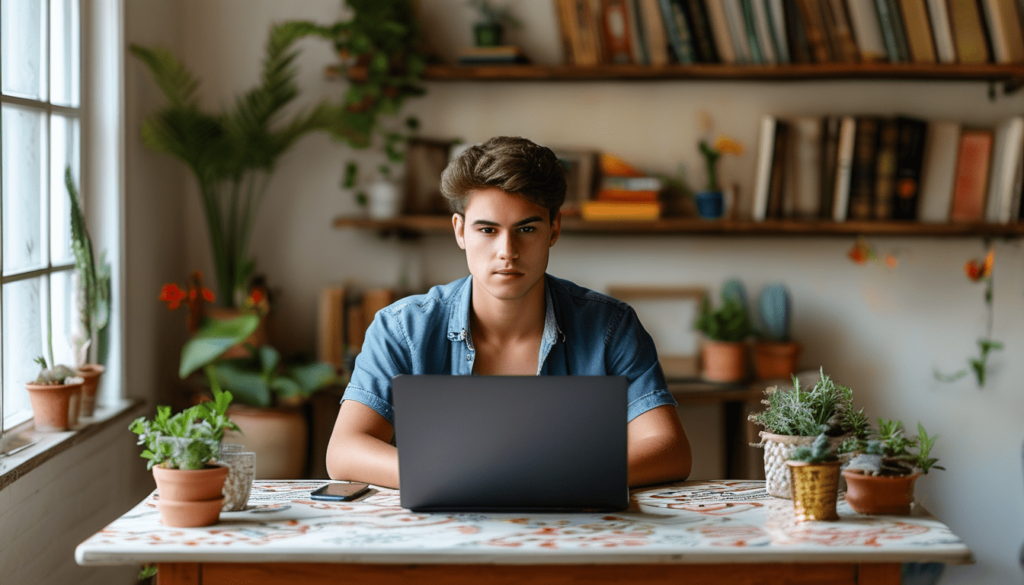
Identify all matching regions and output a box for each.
[551,147,598,215]
[403,137,457,215]
[606,286,708,380]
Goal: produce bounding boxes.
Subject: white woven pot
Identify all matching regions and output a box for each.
[761,432,848,499]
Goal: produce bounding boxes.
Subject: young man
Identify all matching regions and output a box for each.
[327,136,691,489]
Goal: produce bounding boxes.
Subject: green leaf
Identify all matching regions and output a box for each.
[288,361,339,396]
[270,376,302,398]
[178,314,260,378]
[210,361,273,407]
[259,345,280,376]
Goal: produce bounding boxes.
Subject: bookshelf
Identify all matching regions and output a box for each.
[333,214,1024,238]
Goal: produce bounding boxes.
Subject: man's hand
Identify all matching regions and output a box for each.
[627,404,692,487]
[326,400,400,488]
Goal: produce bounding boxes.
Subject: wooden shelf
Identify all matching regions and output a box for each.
[333,215,1024,237]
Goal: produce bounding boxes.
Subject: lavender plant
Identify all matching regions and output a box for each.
[749,368,869,438]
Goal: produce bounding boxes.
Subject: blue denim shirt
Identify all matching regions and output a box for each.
[342,274,676,425]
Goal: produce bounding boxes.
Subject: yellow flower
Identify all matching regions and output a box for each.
[714,135,744,156]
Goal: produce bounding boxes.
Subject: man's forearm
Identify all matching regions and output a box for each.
[326,434,401,489]
[627,434,692,487]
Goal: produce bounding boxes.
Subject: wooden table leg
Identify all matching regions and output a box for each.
[157,563,200,585]
[858,563,901,584]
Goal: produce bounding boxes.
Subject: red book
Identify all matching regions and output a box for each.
[949,129,994,222]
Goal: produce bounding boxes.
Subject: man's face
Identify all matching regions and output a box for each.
[454,187,561,303]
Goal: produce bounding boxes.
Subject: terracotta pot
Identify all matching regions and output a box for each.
[77,364,105,417]
[25,381,83,432]
[761,432,849,498]
[205,307,268,359]
[842,469,920,515]
[753,341,802,381]
[155,497,225,528]
[787,460,840,521]
[701,341,747,382]
[223,405,308,479]
[152,465,230,502]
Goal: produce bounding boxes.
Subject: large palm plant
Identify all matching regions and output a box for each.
[132,21,345,307]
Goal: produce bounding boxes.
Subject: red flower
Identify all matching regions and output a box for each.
[159,283,187,310]
[202,288,215,303]
[965,250,993,282]
[884,255,898,269]
[848,243,870,265]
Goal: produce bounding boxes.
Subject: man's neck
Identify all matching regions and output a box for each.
[469,276,547,344]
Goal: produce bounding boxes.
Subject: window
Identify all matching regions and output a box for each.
[1,0,81,432]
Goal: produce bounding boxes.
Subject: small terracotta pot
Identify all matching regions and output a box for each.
[701,341,747,382]
[25,381,83,432]
[224,405,308,479]
[787,460,840,521]
[77,364,105,417]
[156,497,225,528]
[753,341,802,381]
[842,469,920,515]
[153,465,230,501]
[205,307,268,359]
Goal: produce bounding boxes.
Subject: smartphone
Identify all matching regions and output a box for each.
[310,482,371,501]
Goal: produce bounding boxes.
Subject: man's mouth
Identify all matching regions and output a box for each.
[495,270,523,276]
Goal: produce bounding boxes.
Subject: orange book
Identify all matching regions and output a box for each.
[949,129,994,222]
[596,189,660,202]
[599,153,646,177]
[600,0,634,63]
[581,200,661,220]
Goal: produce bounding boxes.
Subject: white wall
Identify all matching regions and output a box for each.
[122,1,1024,583]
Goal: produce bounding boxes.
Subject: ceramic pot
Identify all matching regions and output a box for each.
[695,190,724,219]
[153,465,230,501]
[367,179,403,220]
[223,405,308,479]
[761,432,848,498]
[842,469,920,515]
[155,497,225,528]
[701,340,747,382]
[204,307,268,360]
[753,342,802,381]
[77,364,105,417]
[25,381,83,432]
[787,460,840,521]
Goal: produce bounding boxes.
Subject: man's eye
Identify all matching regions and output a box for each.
[517,226,536,233]
[478,227,495,234]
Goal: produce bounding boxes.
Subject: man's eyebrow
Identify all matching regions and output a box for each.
[470,216,543,227]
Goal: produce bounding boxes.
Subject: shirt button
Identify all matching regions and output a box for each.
[466,355,472,361]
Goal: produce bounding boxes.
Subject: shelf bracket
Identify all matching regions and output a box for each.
[1002,77,1024,97]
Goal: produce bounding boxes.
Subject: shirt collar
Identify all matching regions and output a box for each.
[446,274,563,344]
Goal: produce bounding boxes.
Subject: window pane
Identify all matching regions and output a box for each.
[2,105,49,275]
[50,114,80,265]
[49,0,80,107]
[1,0,47,100]
[50,269,75,367]
[3,278,46,431]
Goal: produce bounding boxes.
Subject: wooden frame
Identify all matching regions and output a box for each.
[607,286,707,380]
[402,137,456,215]
[551,148,597,215]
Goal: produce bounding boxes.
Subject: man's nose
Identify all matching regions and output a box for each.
[497,233,518,260]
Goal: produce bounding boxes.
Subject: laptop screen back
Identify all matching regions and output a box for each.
[392,375,629,512]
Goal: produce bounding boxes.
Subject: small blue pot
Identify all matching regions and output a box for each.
[696,190,724,219]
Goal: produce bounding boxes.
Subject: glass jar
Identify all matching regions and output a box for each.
[218,443,256,511]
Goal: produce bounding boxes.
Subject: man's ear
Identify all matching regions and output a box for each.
[453,213,466,250]
[549,211,562,248]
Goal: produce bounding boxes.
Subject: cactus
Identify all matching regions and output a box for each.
[31,356,78,385]
[721,278,749,316]
[759,283,791,342]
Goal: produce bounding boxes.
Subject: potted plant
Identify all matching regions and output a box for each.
[696,135,744,219]
[749,368,869,498]
[26,357,84,431]
[753,283,802,381]
[129,386,239,528]
[839,419,944,515]
[787,431,841,521]
[467,0,521,47]
[65,167,112,417]
[694,279,753,382]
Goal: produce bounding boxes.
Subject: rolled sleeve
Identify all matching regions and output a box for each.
[605,306,677,421]
[342,307,413,425]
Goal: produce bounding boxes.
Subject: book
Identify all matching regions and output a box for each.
[659,0,697,63]
[785,116,823,219]
[457,45,530,64]
[751,0,779,63]
[597,189,661,202]
[706,0,739,63]
[601,0,636,63]
[797,0,832,62]
[766,0,792,63]
[873,118,900,220]
[601,176,665,190]
[579,0,606,65]
[581,200,662,219]
[819,115,842,218]
[683,0,720,62]
[948,0,992,63]
[897,0,938,62]
[600,152,646,176]
[556,0,585,64]
[724,0,755,62]
[752,114,778,221]
[925,0,959,63]
[784,0,814,63]
[638,0,672,65]
[317,286,346,374]
[950,129,994,221]
[741,0,768,62]
[626,0,651,63]
[892,116,929,220]
[873,0,905,61]
[979,0,1024,62]
[832,116,857,222]
[848,117,881,221]
[985,116,1024,223]
[823,0,860,62]
[885,0,913,62]
[845,0,888,61]
[917,121,962,223]
[766,120,791,218]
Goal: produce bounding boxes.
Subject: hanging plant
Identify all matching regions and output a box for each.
[935,242,1001,388]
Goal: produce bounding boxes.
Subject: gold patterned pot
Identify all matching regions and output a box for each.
[761,432,848,498]
[787,460,840,521]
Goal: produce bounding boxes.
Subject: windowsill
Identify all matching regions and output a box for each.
[0,398,145,493]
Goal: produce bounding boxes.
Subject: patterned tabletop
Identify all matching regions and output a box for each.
[75,480,972,566]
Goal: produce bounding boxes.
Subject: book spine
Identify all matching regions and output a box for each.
[767,121,790,218]
[784,0,814,62]
[659,0,696,63]
[917,121,962,223]
[787,117,823,219]
[898,0,938,62]
[884,0,913,62]
[892,117,929,221]
[989,117,1024,223]
[873,0,903,61]
[948,0,992,63]
[981,0,1024,62]
[724,0,755,62]
[832,116,857,222]
[797,0,832,62]
[684,0,721,62]
[639,0,673,65]
[950,129,994,221]
[826,0,862,62]
[752,115,778,222]
[752,0,779,62]
[706,0,739,62]
[556,0,583,65]
[740,0,768,62]
[925,0,959,62]
[848,117,881,221]
[602,0,636,63]
[626,0,651,63]
[767,0,792,62]
[845,0,888,61]
[819,115,842,218]
[873,118,901,220]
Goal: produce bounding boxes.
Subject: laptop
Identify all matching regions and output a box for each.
[392,375,629,512]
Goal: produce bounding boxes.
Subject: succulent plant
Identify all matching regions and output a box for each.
[789,431,838,464]
[721,278,748,315]
[759,283,792,342]
[31,356,80,386]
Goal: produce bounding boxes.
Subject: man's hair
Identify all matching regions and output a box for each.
[440,136,567,222]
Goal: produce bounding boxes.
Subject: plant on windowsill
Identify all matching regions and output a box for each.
[753,283,802,381]
[694,279,753,383]
[749,368,869,499]
[786,430,841,522]
[26,357,84,432]
[838,419,944,516]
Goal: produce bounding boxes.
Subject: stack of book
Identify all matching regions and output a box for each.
[752,114,1024,223]
[581,154,663,220]
[555,0,1024,66]
[457,45,530,65]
